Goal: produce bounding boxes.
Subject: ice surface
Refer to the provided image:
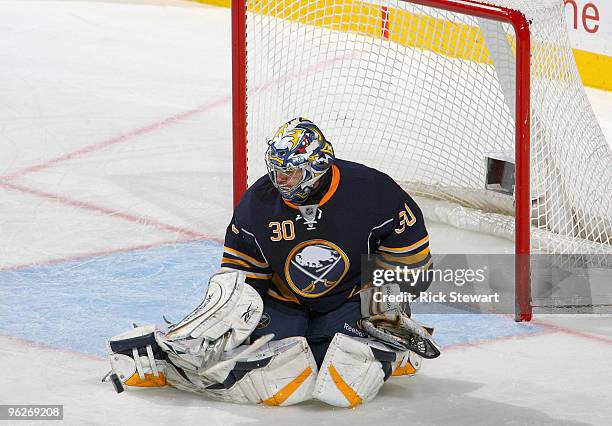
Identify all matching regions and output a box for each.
[0,0,611,424]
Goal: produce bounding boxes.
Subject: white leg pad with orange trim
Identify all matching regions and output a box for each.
[105,271,263,392]
[166,336,317,405]
[391,351,422,377]
[313,333,397,408]
[107,324,169,389]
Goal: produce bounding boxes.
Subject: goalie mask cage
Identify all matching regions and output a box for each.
[231,0,612,321]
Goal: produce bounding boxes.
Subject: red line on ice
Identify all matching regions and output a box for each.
[0,57,355,270]
[0,54,352,184]
[0,96,230,182]
[443,319,612,351]
[533,320,612,345]
[443,328,554,351]
[0,332,105,362]
[0,181,213,240]
[0,235,221,272]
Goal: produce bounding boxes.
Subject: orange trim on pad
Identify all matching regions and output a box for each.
[392,360,417,376]
[124,372,167,387]
[328,363,362,408]
[261,367,313,405]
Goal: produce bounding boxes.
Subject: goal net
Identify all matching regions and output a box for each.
[232,0,612,319]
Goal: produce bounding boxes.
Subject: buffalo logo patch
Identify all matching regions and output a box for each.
[284,240,349,298]
[257,312,271,329]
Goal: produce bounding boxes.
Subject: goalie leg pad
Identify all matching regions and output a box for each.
[157,271,263,371]
[164,336,317,406]
[313,333,397,408]
[391,351,422,377]
[106,324,168,389]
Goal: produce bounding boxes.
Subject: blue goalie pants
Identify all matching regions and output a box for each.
[250,296,366,367]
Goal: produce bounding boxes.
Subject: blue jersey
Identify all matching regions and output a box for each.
[221,159,431,313]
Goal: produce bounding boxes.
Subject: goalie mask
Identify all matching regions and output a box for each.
[265,118,335,204]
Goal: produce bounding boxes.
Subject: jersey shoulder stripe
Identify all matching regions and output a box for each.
[375,255,433,272]
[223,246,270,268]
[379,247,431,266]
[220,267,272,280]
[378,236,429,255]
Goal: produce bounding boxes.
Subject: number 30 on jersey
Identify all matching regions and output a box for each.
[269,220,295,241]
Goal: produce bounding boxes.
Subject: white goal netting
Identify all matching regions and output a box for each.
[242,0,612,262]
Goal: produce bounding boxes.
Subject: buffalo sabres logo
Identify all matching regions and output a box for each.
[257,312,271,329]
[284,240,349,298]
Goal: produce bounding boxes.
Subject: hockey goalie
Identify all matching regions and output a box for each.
[104,118,440,407]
